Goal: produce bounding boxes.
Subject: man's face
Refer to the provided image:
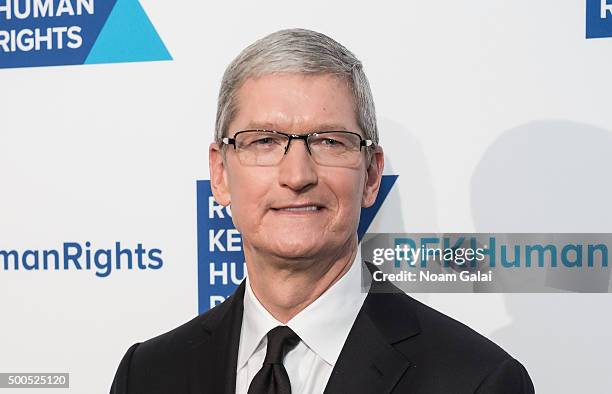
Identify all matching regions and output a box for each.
[209,73,383,262]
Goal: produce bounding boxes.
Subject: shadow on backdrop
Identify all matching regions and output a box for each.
[471,120,612,393]
[363,118,438,303]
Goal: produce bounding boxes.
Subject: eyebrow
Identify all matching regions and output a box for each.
[241,122,350,132]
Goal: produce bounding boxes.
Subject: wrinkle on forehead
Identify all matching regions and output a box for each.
[229,73,361,136]
[243,121,350,133]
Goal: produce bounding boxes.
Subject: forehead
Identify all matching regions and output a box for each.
[230,73,361,135]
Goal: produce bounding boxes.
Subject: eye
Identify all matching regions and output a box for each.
[254,137,274,145]
[322,138,343,146]
[250,137,282,146]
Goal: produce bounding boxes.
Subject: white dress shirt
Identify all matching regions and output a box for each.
[235,249,368,394]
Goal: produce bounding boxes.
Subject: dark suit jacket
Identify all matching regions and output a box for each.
[110,265,535,393]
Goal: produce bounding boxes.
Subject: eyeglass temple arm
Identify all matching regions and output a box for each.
[221,137,236,148]
[360,139,373,150]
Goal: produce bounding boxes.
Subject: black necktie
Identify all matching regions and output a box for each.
[247,326,301,394]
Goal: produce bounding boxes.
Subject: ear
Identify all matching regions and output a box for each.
[362,145,385,208]
[209,142,231,206]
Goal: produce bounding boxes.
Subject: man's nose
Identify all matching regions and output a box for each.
[277,139,318,191]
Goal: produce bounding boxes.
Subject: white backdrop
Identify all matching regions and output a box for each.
[1,1,611,393]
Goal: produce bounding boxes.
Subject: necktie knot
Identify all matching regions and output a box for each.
[263,326,300,365]
[248,326,301,394]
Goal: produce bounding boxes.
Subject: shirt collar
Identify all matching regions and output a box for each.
[237,248,367,369]
[237,272,283,371]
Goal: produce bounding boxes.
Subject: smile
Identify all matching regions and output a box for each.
[278,206,319,212]
[272,204,323,213]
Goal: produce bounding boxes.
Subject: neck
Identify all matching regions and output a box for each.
[244,237,358,323]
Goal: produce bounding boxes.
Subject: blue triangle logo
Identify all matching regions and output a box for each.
[85,0,172,64]
[358,175,398,241]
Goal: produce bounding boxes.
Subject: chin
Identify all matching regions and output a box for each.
[269,236,325,259]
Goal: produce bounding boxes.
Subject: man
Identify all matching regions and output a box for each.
[111,28,535,393]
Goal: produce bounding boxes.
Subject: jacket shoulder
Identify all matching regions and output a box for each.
[365,274,511,364]
[403,293,510,361]
[131,293,236,365]
[110,293,239,393]
[387,292,531,391]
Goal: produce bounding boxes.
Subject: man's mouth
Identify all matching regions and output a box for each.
[272,204,323,212]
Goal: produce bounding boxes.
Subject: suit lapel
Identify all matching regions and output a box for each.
[184,264,421,394]
[324,264,421,394]
[188,281,246,394]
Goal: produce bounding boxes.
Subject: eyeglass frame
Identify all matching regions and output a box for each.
[221,129,374,165]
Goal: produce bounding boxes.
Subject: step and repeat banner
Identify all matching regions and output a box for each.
[2,1,612,393]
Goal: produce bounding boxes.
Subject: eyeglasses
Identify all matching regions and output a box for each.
[221,129,374,167]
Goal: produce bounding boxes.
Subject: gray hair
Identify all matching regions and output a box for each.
[214,28,379,146]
